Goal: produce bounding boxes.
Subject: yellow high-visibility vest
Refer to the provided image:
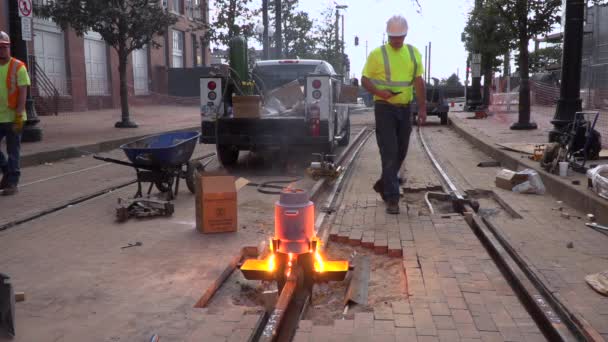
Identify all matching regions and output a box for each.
[362,43,423,105]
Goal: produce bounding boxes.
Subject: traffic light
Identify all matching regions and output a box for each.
[354,36,359,46]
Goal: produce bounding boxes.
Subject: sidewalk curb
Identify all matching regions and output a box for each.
[449,116,608,224]
[21,126,201,168]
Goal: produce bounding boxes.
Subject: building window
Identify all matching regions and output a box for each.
[171,0,181,14]
[161,0,167,8]
[186,0,193,18]
[193,0,201,19]
[172,29,184,68]
[84,32,109,95]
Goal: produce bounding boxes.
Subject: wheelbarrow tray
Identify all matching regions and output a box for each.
[120,131,201,168]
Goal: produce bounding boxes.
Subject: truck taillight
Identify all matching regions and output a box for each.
[208,81,217,90]
[312,80,322,89]
[312,90,322,100]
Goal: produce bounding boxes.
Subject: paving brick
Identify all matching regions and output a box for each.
[298,320,313,332]
[329,225,341,241]
[414,308,438,336]
[395,314,415,328]
[418,336,440,342]
[447,296,468,310]
[227,328,253,342]
[392,301,412,314]
[236,314,260,329]
[354,312,374,328]
[473,314,498,332]
[373,319,396,334]
[334,319,355,334]
[433,315,456,330]
[374,306,395,320]
[388,241,403,257]
[479,331,505,342]
[438,329,461,342]
[452,309,474,324]
[362,235,375,248]
[374,239,388,255]
[456,323,481,339]
[337,230,351,244]
[221,308,244,322]
[311,325,334,340]
[349,229,363,246]
[293,331,312,342]
[429,302,452,316]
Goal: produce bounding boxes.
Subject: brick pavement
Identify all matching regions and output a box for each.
[423,124,608,341]
[295,132,545,342]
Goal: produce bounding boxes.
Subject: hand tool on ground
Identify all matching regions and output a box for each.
[121,242,143,249]
[116,197,174,222]
[306,153,343,181]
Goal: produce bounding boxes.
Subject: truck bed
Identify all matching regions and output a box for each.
[201,117,330,149]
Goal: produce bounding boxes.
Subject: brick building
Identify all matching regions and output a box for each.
[0,0,210,113]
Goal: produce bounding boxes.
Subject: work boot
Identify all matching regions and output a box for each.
[0,175,8,190]
[386,199,400,215]
[1,185,18,196]
[373,179,386,201]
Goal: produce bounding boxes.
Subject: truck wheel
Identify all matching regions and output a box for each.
[338,118,351,146]
[217,144,239,167]
[440,113,448,125]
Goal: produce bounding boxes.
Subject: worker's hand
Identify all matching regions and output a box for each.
[417,107,427,126]
[12,115,24,134]
[375,89,396,100]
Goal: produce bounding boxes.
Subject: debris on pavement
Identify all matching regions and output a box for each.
[477,161,501,168]
[121,242,143,249]
[587,165,608,200]
[116,197,174,222]
[587,214,596,222]
[567,242,574,249]
[495,168,545,194]
[586,270,608,296]
[14,292,25,303]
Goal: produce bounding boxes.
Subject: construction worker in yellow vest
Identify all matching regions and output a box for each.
[362,15,426,214]
[0,31,30,196]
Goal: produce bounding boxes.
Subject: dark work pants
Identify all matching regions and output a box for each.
[374,102,413,202]
[0,123,21,185]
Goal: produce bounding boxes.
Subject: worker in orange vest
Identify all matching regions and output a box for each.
[0,31,30,196]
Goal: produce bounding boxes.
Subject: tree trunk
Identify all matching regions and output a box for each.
[482,56,493,107]
[115,49,137,128]
[511,0,536,130]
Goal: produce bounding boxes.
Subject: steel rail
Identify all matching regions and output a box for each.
[249,126,375,342]
[417,126,593,342]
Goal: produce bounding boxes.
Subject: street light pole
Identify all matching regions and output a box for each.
[274,0,282,58]
[262,0,269,60]
[550,0,585,141]
[8,0,42,142]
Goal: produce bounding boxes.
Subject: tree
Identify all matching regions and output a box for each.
[268,0,317,59]
[493,0,562,129]
[211,0,257,47]
[37,0,180,128]
[441,73,463,87]
[314,6,343,72]
[462,1,513,106]
[529,45,562,73]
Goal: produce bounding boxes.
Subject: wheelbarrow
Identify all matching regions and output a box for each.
[94,131,206,200]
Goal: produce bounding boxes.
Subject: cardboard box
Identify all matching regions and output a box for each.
[233,95,262,118]
[196,172,238,233]
[339,84,359,103]
[267,80,304,109]
[495,169,528,191]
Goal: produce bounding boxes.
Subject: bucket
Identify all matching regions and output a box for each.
[559,162,569,177]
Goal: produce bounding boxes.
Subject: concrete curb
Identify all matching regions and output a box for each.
[21,126,201,168]
[449,116,608,224]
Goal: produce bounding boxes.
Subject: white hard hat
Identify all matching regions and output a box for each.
[386,15,409,37]
[0,31,10,46]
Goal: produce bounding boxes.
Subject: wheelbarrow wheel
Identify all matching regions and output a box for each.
[186,160,203,194]
[154,178,174,193]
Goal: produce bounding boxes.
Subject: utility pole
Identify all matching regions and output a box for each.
[428,42,432,84]
[262,0,269,59]
[9,0,42,142]
[274,0,282,59]
[467,0,484,111]
[342,12,345,75]
[550,0,584,141]
[424,45,428,84]
[335,8,340,72]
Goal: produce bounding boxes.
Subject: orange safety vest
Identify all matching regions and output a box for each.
[5,57,26,110]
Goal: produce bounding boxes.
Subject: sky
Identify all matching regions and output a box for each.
[210,0,477,80]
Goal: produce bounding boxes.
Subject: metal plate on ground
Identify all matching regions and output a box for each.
[344,255,370,306]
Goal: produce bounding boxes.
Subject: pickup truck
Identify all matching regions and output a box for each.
[199,59,351,166]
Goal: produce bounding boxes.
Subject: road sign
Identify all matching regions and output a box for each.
[472,53,481,64]
[21,17,32,41]
[18,0,33,18]
[471,64,481,78]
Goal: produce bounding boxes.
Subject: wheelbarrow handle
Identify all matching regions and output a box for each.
[93,155,138,168]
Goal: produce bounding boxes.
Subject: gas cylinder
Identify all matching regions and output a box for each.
[228,36,250,86]
[274,189,315,254]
